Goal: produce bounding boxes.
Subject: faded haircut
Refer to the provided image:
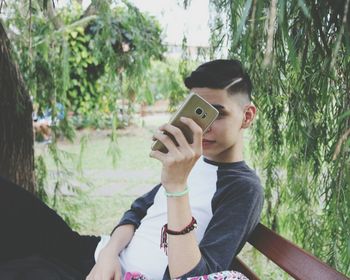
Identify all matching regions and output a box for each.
[184,59,253,102]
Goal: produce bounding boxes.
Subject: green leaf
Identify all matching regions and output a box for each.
[297,0,311,18]
[278,0,286,23]
[339,110,350,121]
[81,50,88,58]
[231,0,253,49]
[70,31,78,39]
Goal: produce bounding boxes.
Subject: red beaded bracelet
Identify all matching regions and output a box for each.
[160,217,197,254]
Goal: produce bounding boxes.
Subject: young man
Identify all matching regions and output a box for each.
[0,59,263,280]
[87,59,263,279]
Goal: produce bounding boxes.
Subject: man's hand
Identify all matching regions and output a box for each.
[150,117,203,192]
[86,224,134,280]
[86,247,122,280]
[150,117,203,278]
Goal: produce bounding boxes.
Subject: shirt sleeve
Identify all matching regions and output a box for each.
[162,178,264,279]
[110,184,161,234]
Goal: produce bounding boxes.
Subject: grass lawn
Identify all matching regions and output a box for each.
[35,115,168,235]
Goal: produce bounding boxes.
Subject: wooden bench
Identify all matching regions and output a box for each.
[230,223,349,280]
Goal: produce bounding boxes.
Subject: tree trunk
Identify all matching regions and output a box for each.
[0,21,35,193]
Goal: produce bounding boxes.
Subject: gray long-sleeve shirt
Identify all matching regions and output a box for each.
[107,157,263,279]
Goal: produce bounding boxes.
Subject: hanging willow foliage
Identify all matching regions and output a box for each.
[2,0,164,218]
[209,0,350,275]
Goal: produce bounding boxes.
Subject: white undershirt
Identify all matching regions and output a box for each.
[95,158,218,279]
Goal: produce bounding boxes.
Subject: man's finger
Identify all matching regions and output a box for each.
[149,149,166,162]
[160,124,190,150]
[152,131,178,153]
[180,117,203,150]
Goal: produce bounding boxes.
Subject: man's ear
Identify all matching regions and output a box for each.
[241,104,256,128]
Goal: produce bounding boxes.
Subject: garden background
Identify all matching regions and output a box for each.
[0,0,349,278]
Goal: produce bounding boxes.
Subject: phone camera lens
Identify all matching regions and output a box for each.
[195,107,203,115]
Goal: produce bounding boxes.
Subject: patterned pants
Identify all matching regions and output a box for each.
[124,270,249,280]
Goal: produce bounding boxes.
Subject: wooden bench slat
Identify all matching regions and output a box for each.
[247,223,349,280]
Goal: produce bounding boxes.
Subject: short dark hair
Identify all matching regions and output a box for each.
[184,59,253,101]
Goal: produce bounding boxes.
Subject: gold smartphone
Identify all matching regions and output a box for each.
[151,92,219,153]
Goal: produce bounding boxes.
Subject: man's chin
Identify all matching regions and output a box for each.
[202,149,215,158]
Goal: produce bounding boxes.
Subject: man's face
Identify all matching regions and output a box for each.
[192,87,247,163]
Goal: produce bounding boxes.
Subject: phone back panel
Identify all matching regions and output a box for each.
[152,93,219,153]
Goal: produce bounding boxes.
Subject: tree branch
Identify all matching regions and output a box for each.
[33,15,98,47]
[83,3,97,18]
[45,0,63,30]
[263,0,277,66]
[330,0,350,68]
[333,127,350,160]
[0,0,7,13]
